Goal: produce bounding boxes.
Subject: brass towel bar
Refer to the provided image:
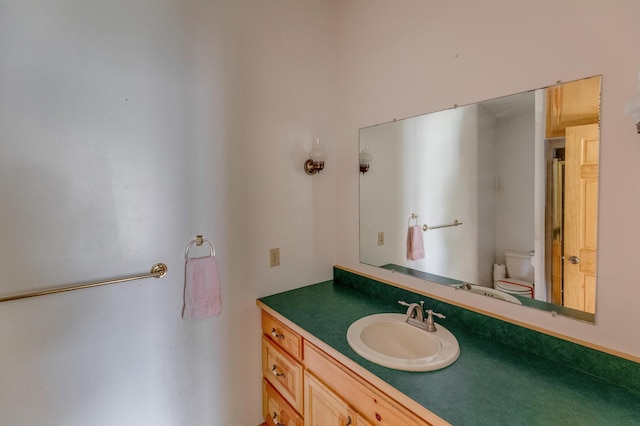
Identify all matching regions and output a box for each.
[423,220,463,232]
[410,214,463,232]
[0,263,168,303]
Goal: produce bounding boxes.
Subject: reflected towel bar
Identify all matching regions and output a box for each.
[423,220,463,231]
[0,263,168,303]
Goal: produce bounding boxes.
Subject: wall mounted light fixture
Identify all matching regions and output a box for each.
[359,145,372,174]
[304,137,327,175]
[625,71,640,133]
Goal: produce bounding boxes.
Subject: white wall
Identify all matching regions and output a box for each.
[359,123,404,267]
[360,106,492,283]
[408,106,481,282]
[334,0,640,359]
[0,1,336,425]
[476,105,497,285]
[494,103,536,263]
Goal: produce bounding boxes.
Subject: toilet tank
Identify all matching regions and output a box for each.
[504,250,534,283]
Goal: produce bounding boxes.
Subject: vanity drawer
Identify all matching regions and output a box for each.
[263,379,303,426]
[304,341,432,426]
[263,336,304,414]
[262,311,302,361]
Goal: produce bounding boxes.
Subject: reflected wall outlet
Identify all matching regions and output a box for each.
[270,248,280,267]
[378,232,384,246]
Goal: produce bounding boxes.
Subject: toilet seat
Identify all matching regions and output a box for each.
[495,279,534,298]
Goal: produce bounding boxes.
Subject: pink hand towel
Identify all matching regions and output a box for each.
[407,225,425,260]
[182,256,222,319]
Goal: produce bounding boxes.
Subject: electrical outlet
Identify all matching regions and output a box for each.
[378,232,385,246]
[269,248,280,267]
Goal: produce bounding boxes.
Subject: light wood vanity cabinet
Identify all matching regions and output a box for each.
[260,310,434,426]
[545,75,601,138]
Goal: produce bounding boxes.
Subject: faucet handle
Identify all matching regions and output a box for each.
[426,310,446,320]
[423,309,445,332]
[398,300,425,307]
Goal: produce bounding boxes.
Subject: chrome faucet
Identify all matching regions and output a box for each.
[402,300,424,322]
[398,301,446,332]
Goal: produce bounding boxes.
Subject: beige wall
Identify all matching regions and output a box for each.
[3,1,639,424]
[334,0,640,358]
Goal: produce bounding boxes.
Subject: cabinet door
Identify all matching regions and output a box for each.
[304,341,433,426]
[304,371,356,426]
[545,76,601,138]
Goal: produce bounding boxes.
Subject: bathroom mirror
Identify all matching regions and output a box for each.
[359,75,601,322]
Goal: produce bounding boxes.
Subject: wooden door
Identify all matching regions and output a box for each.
[563,123,599,313]
[549,155,565,306]
[304,371,355,426]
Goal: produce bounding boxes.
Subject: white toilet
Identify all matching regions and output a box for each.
[495,250,534,298]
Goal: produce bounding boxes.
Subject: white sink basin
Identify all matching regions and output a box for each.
[346,313,460,372]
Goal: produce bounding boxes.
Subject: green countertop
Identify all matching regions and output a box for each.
[259,280,640,426]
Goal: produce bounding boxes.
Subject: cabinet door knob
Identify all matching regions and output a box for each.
[272,411,285,426]
[271,328,285,339]
[568,255,580,264]
[271,364,286,378]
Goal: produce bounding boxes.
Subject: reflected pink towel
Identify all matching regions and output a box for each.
[407,225,425,260]
[182,256,222,319]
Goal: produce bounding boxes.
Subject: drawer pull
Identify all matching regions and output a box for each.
[271,328,285,339]
[272,411,285,426]
[345,415,352,426]
[272,364,286,378]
